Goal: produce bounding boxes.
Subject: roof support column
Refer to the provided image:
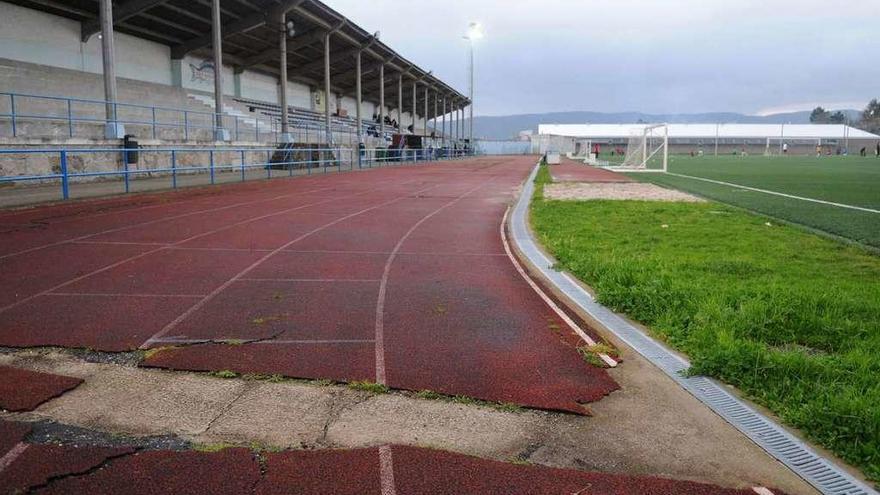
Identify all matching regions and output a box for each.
[452,100,458,144]
[432,92,438,139]
[459,106,464,143]
[441,97,447,148]
[211,0,228,141]
[355,51,362,145]
[278,12,291,142]
[412,81,417,134]
[99,0,123,139]
[423,86,428,137]
[397,73,403,133]
[324,32,331,145]
[378,64,385,138]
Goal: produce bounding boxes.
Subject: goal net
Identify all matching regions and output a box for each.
[604,124,668,172]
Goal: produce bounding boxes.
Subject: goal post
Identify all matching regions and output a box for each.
[602,124,668,172]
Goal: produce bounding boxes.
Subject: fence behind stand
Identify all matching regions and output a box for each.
[473,140,533,155]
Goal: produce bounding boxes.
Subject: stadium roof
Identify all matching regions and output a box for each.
[8,0,468,116]
[538,124,880,140]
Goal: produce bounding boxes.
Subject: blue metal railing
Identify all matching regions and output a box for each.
[0,146,473,203]
[0,91,455,148]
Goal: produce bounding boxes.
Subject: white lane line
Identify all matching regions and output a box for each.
[374,180,497,385]
[150,338,375,345]
[46,292,207,298]
[0,443,28,473]
[500,207,617,368]
[666,172,880,214]
[166,247,275,253]
[0,185,339,261]
[280,249,509,257]
[752,487,776,495]
[378,445,397,495]
[237,278,381,283]
[141,183,442,349]
[72,240,172,247]
[0,185,391,315]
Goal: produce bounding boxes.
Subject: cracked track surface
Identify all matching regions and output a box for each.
[0,350,816,494]
[0,157,617,414]
[0,418,779,495]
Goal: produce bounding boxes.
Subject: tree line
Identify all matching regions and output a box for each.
[811,99,880,134]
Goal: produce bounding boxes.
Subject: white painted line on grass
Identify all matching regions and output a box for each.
[666,172,880,214]
[500,208,617,368]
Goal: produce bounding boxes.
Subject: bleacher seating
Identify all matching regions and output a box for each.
[0,58,221,141]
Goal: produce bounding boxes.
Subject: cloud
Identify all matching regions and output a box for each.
[326,0,880,116]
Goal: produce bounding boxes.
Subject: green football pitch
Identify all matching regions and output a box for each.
[630,155,880,248]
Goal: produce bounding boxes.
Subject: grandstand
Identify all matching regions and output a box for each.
[536,123,880,156]
[0,0,473,203]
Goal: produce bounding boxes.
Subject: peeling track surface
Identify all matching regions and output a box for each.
[0,157,616,413]
[0,419,776,494]
[0,366,82,412]
[510,163,877,495]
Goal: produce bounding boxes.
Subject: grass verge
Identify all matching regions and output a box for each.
[531,164,880,482]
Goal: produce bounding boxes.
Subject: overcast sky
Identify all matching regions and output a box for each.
[326,0,880,117]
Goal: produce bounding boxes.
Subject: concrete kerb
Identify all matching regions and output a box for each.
[507,162,878,495]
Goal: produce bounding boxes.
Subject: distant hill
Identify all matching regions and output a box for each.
[466,110,861,140]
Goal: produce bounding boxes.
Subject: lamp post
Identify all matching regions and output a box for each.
[464,22,483,149]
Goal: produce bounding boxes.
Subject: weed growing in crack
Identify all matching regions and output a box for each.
[347,381,389,394]
[415,390,524,413]
[193,442,234,453]
[210,370,239,379]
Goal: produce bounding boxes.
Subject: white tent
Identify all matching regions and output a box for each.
[537,123,879,140]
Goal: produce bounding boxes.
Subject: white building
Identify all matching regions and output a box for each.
[536,123,879,155]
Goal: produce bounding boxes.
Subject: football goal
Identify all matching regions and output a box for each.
[603,124,668,172]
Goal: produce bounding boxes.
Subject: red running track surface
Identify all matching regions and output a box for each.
[0,366,82,412]
[550,157,633,183]
[0,157,617,413]
[0,421,780,495]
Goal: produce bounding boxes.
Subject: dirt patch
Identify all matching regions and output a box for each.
[545,182,705,202]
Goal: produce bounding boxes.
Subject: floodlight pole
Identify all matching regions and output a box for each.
[468,38,475,147]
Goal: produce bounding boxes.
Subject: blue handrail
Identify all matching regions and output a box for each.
[0,146,474,202]
[0,91,435,147]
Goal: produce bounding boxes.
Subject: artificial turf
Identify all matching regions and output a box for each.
[630,155,880,248]
[530,164,880,483]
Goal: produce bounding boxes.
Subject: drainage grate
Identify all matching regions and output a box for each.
[509,164,877,495]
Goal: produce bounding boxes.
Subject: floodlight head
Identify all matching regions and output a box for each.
[466,22,484,40]
[286,20,296,37]
[374,31,381,40]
